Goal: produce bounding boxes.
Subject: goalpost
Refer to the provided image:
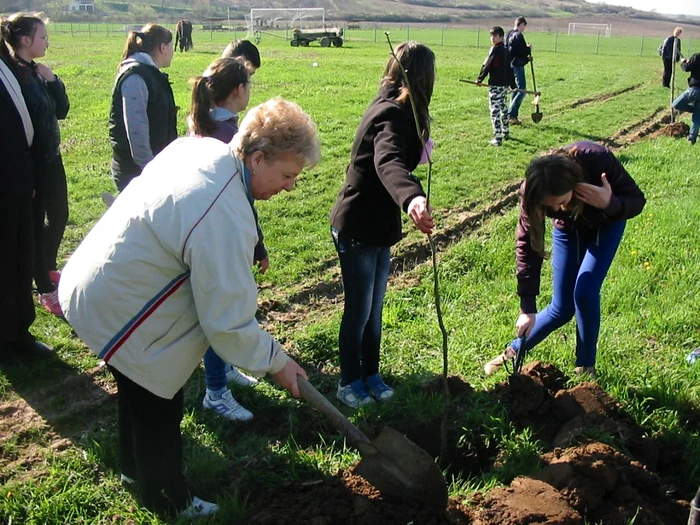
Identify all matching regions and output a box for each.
[567,23,612,37]
[247,8,326,34]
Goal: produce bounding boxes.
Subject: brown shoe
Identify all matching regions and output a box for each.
[484,347,517,375]
[509,117,522,125]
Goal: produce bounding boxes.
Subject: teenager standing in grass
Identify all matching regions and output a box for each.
[506,16,531,126]
[1,13,70,317]
[476,26,511,147]
[59,98,320,518]
[329,41,435,409]
[672,52,700,145]
[660,27,683,88]
[484,141,646,378]
[188,57,263,422]
[0,26,53,361]
[108,24,177,195]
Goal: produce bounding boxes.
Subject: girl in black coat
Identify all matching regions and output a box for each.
[330,41,435,408]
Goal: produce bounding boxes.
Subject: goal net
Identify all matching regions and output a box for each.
[247,8,326,34]
[567,23,612,37]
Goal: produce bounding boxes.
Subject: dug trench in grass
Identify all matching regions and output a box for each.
[57,98,320,518]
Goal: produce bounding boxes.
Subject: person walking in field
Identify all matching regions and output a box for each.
[329,41,435,409]
[672,52,700,145]
[484,141,646,378]
[0,22,53,361]
[1,13,70,317]
[660,27,683,88]
[107,23,177,196]
[58,98,320,518]
[187,57,265,422]
[476,26,512,146]
[506,16,531,126]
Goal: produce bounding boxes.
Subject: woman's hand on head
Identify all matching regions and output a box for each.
[516,313,536,337]
[574,172,612,209]
[408,196,434,235]
[270,358,307,399]
[35,63,56,82]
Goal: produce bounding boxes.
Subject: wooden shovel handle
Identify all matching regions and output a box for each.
[297,375,373,450]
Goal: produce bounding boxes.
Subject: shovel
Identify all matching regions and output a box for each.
[529,58,543,123]
[297,376,448,508]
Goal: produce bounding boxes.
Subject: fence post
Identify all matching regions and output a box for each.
[374,25,377,43]
[70,23,73,37]
[407,26,410,41]
[596,31,600,54]
[476,27,479,48]
[88,23,91,37]
[210,22,213,40]
[441,26,444,46]
[640,34,644,57]
[554,30,558,53]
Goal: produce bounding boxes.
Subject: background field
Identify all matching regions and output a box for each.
[0,27,699,524]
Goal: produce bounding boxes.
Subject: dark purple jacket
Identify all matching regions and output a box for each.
[516,141,646,313]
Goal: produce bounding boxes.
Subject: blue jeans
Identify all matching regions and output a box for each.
[508,65,527,120]
[510,221,626,367]
[203,347,229,391]
[332,227,390,386]
[672,86,700,141]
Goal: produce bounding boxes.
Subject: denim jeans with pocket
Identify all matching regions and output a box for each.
[332,227,390,385]
[672,86,700,141]
[508,64,527,120]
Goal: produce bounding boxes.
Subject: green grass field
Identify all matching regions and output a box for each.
[1,28,699,524]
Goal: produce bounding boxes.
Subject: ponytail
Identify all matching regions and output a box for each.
[121,23,172,62]
[189,76,216,137]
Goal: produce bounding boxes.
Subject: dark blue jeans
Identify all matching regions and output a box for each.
[203,347,228,392]
[510,221,626,367]
[672,86,700,141]
[508,65,527,120]
[332,228,390,386]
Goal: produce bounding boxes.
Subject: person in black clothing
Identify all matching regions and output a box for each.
[222,39,261,69]
[477,26,512,146]
[329,41,435,409]
[108,23,177,194]
[1,13,70,318]
[672,52,700,145]
[0,24,53,361]
[506,16,532,125]
[660,27,683,88]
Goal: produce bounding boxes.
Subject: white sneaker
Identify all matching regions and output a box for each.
[225,366,259,387]
[180,496,219,519]
[484,347,517,376]
[202,389,253,421]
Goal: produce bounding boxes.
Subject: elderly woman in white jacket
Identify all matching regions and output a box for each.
[59,97,320,519]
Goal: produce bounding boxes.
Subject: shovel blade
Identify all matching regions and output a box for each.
[355,427,448,508]
[531,109,543,123]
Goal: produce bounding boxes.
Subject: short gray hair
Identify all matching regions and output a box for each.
[232,97,320,168]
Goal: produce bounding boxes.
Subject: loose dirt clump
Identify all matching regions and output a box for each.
[648,121,690,139]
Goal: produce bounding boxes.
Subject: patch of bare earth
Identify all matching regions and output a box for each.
[244,366,691,524]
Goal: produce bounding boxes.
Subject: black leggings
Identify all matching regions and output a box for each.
[33,154,68,293]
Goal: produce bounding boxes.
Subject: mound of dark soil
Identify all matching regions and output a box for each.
[649,121,690,139]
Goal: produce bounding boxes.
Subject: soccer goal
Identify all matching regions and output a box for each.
[567,23,612,37]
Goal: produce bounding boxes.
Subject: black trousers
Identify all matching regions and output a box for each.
[662,58,674,88]
[33,154,68,293]
[1,190,36,347]
[108,366,189,514]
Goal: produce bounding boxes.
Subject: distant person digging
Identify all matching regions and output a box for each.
[672,52,699,145]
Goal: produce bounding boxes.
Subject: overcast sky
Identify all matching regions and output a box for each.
[587,0,700,16]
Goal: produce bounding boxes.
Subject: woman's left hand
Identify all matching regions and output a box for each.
[574,173,612,209]
[255,256,270,275]
[35,63,56,82]
[408,196,434,235]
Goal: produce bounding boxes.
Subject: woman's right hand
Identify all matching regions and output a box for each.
[270,358,307,399]
[516,313,536,337]
[408,196,434,235]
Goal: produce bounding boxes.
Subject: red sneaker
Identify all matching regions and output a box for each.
[38,290,64,316]
[49,270,61,286]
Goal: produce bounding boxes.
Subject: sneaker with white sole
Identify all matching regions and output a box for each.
[38,290,64,316]
[336,378,375,409]
[365,373,394,402]
[484,346,517,376]
[225,366,259,387]
[202,389,253,421]
[180,496,219,519]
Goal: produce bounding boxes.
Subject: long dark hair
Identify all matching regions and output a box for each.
[524,149,584,257]
[381,41,435,138]
[0,13,45,82]
[188,57,250,137]
[121,23,172,62]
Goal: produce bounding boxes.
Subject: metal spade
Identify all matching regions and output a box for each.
[530,58,543,123]
[297,376,448,508]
